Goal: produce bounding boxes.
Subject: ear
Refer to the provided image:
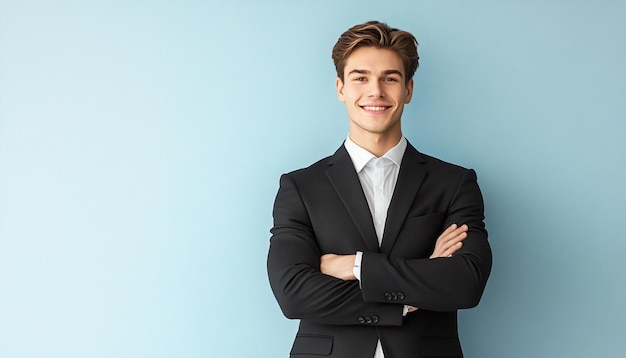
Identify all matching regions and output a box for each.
[336,77,346,102]
[404,78,414,104]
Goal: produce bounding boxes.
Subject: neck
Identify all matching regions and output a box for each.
[349,131,402,157]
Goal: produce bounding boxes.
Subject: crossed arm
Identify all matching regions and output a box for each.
[320,224,468,313]
[267,222,468,323]
[320,224,467,313]
[320,223,469,281]
[268,170,491,324]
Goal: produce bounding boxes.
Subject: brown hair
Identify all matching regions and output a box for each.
[332,21,419,83]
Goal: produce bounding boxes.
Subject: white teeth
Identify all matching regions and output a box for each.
[362,106,387,111]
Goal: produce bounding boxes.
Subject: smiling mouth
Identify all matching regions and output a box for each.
[361,106,390,111]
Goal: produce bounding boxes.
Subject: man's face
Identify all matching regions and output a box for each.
[336,46,414,142]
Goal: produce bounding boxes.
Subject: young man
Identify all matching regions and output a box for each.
[267,21,492,358]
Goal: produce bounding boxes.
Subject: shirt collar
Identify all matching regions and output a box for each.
[344,135,407,172]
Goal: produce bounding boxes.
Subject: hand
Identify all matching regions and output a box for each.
[430,224,468,259]
[320,254,357,280]
[407,305,418,313]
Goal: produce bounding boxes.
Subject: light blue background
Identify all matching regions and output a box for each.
[1,1,625,357]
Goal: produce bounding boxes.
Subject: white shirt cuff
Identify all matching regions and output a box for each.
[353,251,363,281]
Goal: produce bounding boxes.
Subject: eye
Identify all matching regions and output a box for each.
[384,77,399,82]
[353,77,366,82]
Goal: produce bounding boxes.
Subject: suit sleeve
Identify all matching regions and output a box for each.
[267,173,404,326]
[360,169,492,311]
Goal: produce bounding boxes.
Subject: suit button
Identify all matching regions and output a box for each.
[384,293,392,301]
[357,316,366,324]
[398,292,405,300]
[391,293,398,300]
[365,316,372,324]
[372,315,379,323]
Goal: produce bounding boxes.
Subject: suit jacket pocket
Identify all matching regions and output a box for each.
[420,337,463,357]
[290,334,333,356]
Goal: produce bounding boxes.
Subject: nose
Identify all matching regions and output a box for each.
[368,81,385,98]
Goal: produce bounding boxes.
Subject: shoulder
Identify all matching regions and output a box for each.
[282,145,347,179]
[421,152,470,173]
[283,155,333,179]
[419,155,481,198]
[405,145,479,187]
[406,143,471,173]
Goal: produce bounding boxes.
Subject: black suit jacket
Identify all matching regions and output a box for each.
[267,142,492,358]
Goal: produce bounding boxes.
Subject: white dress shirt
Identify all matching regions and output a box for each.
[344,135,407,358]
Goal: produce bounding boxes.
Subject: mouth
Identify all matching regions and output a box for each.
[360,105,391,112]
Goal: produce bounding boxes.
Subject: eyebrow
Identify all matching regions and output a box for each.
[347,69,404,78]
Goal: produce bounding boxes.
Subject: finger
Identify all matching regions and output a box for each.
[447,224,468,238]
[432,235,459,257]
[440,232,467,252]
[440,225,468,244]
[432,224,467,258]
[440,224,458,237]
[443,241,463,257]
[440,223,465,238]
[431,240,463,259]
[440,230,467,247]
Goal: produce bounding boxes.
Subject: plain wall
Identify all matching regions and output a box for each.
[1,1,624,357]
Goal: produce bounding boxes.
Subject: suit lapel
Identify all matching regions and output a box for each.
[325,145,380,253]
[381,144,427,253]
